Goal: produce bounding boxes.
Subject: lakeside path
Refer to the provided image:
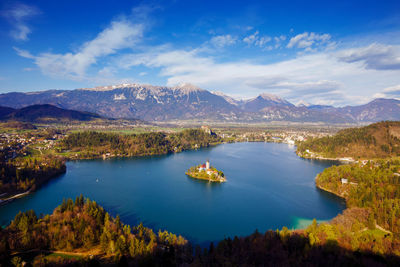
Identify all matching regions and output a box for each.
[0,190,31,206]
[297,150,355,163]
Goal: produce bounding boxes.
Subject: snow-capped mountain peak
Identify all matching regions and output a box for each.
[296,100,311,107]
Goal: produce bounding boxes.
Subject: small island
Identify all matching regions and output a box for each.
[186,160,226,182]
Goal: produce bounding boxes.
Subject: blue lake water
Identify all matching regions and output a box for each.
[0,142,345,244]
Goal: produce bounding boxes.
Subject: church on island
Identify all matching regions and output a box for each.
[186,160,226,182]
[198,159,210,171]
[198,160,220,176]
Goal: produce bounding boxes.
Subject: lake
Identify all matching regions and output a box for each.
[0,142,345,245]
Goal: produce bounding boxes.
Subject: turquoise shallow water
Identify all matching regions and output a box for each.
[291,216,329,229]
[0,142,345,244]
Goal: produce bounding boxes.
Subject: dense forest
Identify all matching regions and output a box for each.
[0,196,189,266]
[60,129,222,159]
[0,155,66,198]
[297,121,400,159]
[316,158,400,234]
[290,121,400,264]
[1,197,400,266]
[193,222,400,266]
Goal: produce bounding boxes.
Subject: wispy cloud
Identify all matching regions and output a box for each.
[374,84,400,99]
[273,35,286,49]
[246,79,342,99]
[210,34,237,47]
[338,43,400,70]
[243,31,271,47]
[15,18,144,80]
[1,3,40,41]
[287,32,331,51]
[10,4,400,106]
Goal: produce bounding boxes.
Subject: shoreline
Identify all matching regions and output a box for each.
[64,141,223,161]
[0,143,223,205]
[0,167,66,206]
[314,171,347,201]
[315,183,347,201]
[185,172,226,183]
[1,142,341,206]
[296,151,355,163]
[0,190,31,206]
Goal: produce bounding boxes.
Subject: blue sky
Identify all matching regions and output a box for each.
[0,0,400,106]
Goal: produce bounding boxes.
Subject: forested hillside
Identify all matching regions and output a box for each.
[2,197,399,266]
[297,121,400,159]
[0,196,189,266]
[60,129,221,159]
[0,155,66,198]
[316,158,400,233]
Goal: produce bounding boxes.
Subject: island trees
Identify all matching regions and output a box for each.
[186,161,226,182]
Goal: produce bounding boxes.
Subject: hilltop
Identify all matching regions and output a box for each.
[297,121,400,159]
[0,104,102,123]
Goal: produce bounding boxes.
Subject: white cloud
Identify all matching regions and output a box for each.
[247,80,341,98]
[118,43,400,105]
[1,3,40,41]
[273,35,286,48]
[255,36,271,47]
[11,9,400,106]
[338,43,400,70]
[15,19,144,80]
[383,84,400,93]
[287,32,331,50]
[14,47,34,58]
[373,84,400,99]
[88,66,135,86]
[243,31,271,47]
[243,31,259,45]
[210,34,237,47]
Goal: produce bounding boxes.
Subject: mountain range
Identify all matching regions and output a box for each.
[0,83,399,123]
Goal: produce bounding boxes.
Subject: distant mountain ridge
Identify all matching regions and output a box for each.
[0,83,399,123]
[0,104,102,123]
[242,93,293,113]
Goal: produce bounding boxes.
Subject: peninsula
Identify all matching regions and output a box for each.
[186,160,226,182]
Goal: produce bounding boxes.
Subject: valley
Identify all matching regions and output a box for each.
[1,1,400,265]
[1,121,400,266]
